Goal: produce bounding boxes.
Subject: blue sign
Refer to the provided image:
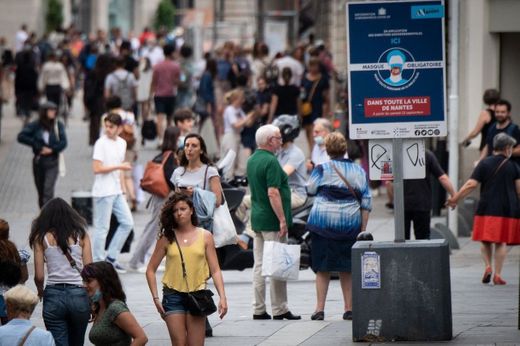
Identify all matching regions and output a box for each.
[347,1,446,139]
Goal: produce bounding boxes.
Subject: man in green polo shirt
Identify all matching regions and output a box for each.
[248,124,301,321]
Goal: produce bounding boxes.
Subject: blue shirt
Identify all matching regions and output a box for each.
[0,319,55,346]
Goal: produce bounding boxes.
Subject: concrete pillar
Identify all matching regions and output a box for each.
[90,0,109,32]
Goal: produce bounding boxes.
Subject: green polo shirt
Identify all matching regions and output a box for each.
[247,149,292,232]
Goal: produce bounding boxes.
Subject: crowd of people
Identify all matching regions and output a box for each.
[0,22,519,346]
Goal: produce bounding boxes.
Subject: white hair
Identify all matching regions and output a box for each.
[256,124,279,146]
[313,118,333,133]
[4,285,39,315]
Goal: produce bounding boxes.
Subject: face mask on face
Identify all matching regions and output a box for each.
[314,136,324,145]
[90,289,102,303]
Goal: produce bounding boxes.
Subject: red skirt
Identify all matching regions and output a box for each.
[472,215,520,245]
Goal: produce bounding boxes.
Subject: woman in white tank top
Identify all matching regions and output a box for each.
[29,197,92,346]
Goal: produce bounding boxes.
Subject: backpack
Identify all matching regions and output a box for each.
[263,61,279,86]
[141,119,157,141]
[113,72,134,110]
[140,151,173,198]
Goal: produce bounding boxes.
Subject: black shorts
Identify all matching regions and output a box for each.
[154,96,176,119]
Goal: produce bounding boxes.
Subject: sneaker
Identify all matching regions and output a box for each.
[106,257,127,274]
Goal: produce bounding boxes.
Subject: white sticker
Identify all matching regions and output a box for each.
[361,251,381,289]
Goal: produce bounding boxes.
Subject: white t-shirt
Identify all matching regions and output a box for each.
[170,165,219,190]
[223,105,245,134]
[92,135,127,197]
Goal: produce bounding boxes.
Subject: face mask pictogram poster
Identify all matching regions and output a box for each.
[347,1,447,140]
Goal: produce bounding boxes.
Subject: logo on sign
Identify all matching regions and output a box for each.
[411,5,445,19]
[375,48,416,90]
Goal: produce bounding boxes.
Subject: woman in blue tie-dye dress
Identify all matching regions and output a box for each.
[306,132,371,321]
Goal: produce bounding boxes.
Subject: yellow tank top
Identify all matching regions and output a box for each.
[162,228,210,292]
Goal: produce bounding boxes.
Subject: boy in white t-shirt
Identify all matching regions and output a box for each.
[91,113,134,272]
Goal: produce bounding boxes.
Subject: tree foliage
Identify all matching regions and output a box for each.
[46,0,64,33]
[154,0,176,31]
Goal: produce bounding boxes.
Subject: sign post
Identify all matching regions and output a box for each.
[348,1,452,341]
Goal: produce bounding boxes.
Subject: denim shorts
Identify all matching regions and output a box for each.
[162,287,188,316]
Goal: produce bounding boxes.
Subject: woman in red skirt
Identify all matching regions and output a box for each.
[447,133,520,285]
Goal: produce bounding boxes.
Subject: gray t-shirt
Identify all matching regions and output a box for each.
[170,164,219,190]
[277,143,307,197]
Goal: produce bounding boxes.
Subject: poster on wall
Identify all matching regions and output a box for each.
[347,1,446,139]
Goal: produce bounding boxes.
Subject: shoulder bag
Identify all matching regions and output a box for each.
[18,326,36,346]
[301,77,321,117]
[331,162,362,204]
[174,233,217,316]
[140,151,173,198]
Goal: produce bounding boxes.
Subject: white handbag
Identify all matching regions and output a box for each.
[212,200,237,248]
[261,241,301,281]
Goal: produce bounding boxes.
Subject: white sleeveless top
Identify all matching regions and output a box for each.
[43,235,83,286]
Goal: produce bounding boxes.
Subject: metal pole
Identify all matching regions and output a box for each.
[212,0,218,49]
[393,138,405,242]
[448,0,459,236]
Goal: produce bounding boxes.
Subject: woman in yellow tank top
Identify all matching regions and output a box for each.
[145,193,227,345]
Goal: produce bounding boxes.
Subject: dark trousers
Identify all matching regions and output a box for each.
[404,210,431,240]
[45,84,62,109]
[33,155,59,208]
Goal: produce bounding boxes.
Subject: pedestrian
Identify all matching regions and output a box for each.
[403,149,455,240]
[84,53,113,145]
[479,99,520,165]
[0,285,55,346]
[268,67,300,124]
[128,126,180,272]
[462,88,500,152]
[307,118,333,171]
[81,262,148,346]
[173,108,195,150]
[176,45,195,109]
[247,124,301,321]
[221,89,255,181]
[170,133,224,337]
[151,44,180,145]
[196,58,217,138]
[0,219,30,325]
[38,51,70,111]
[306,132,371,321]
[29,197,91,346]
[145,193,228,345]
[14,48,38,125]
[300,57,330,152]
[447,133,520,285]
[91,112,134,271]
[17,101,67,208]
[136,57,153,122]
[104,56,137,112]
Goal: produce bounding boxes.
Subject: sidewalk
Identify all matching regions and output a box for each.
[0,98,519,345]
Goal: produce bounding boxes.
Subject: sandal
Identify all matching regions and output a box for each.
[493,274,506,285]
[481,266,492,284]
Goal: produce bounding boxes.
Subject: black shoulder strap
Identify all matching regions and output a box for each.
[331,162,361,204]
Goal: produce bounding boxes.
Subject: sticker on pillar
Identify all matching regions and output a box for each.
[361,252,381,289]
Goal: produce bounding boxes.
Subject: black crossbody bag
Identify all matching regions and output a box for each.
[174,233,217,316]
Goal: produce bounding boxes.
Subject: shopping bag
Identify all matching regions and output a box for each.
[261,241,300,281]
[212,200,237,248]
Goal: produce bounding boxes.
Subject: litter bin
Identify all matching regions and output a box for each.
[352,239,452,342]
[71,190,93,225]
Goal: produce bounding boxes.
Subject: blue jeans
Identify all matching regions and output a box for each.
[42,285,90,346]
[92,194,134,261]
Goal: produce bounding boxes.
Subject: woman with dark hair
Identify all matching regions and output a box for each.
[268,67,301,123]
[0,219,29,325]
[84,53,114,145]
[170,133,223,207]
[197,58,218,137]
[81,262,147,346]
[17,101,67,208]
[129,126,181,271]
[28,197,92,345]
[301,57,330,151]
[145,193,227,345]
[462,88,500,152]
